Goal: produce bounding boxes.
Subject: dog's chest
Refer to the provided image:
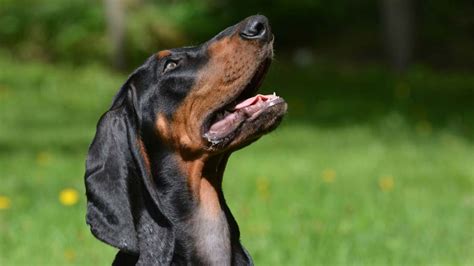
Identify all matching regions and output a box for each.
[190,207,231,265]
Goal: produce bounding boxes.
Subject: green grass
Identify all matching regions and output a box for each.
[0,53,473,265]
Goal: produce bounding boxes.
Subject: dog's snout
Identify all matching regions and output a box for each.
[240,15,271,41]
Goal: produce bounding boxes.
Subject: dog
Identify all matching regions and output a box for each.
[84,15,287,265]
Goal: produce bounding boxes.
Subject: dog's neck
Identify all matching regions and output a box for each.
[178,154,232,265]
[185,154,228,206]
[143,141,247,264]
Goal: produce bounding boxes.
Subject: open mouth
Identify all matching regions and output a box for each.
[202,59,286,148]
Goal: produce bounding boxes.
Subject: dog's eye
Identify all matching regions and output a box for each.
[163,60,178,73]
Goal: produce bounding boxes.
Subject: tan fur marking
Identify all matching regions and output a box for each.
[137,139,151,173]
[199,178,221,216]
[174,155,223,217]
[175,156,203,196]
[156,50,171,59]
[155,113,172,145]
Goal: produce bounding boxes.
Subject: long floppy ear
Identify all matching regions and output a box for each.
[85,101,139,253]
[85,66,175,262]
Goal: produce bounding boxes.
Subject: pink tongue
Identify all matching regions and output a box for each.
[234,94,270,110]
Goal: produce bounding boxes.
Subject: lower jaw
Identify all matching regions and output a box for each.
[205,113,286,152]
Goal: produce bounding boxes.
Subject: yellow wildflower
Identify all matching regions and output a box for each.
[322,168,336,183]
[59,188,79,206]
[0,196,11,210]
[379,175,395,192]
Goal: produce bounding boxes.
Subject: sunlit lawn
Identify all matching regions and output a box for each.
[0,53,473,265]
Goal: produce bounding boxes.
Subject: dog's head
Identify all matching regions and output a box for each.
[85,15,286,263]
[119,15,286,157]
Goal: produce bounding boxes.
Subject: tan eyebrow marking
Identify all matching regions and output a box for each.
[156,50,171,59]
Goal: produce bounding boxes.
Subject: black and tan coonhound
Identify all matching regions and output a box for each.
[84,15,287,265]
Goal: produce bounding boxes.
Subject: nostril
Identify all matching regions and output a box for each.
[240,19,267,39]
[248,21,265,37]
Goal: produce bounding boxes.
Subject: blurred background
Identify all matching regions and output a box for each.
[0,0,473,265]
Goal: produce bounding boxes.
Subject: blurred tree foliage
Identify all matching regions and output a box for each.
[0,0,472,68]
[0,0,106,63]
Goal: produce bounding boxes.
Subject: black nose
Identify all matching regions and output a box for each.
[240,15,271,41]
